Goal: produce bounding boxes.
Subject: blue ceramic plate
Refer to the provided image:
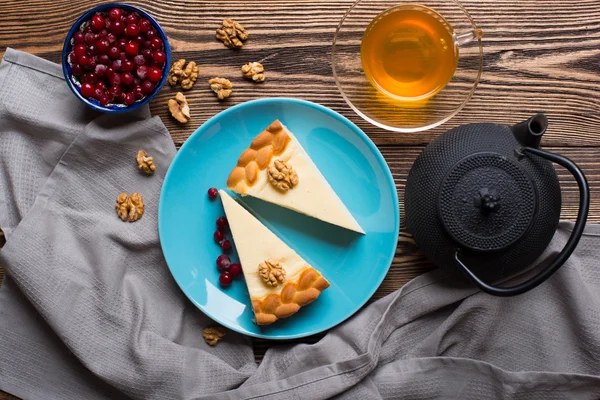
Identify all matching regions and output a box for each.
[159,98,399,339]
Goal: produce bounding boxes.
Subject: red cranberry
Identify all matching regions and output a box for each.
[142,48,153,61]
[109,20,125,35]
[125,13,138,24]
[119,52,128,62]
[147,67,162,83]
[108,46,120,59]
[124,41,138,56]
[216,216,228,230]
[94,87,104,100]
[150,37,163,50]
[97,54,110,65]
[96,81,107,91]
[107,33,117,44]
[99,94,111,106]
[122,92,136,105]
[121,59,135,72]
[219,272,233,287]
[91,14,105,32]
[73,31,85,45]
[109,8,123,21]
[74,44,87,58]
[152,51,166,64]
[228,263,242,278]
[78,54,90,66]
[86,56,97,71]
[143,40,152,50]
[96,38,110,54]
[208,187,218,199]
[81,82,95,98]
[87,45,97,56]
[125,24,140,37]
[133,77,141,86]
[110,72,121,86]
[117,38,127,50]
[105,67,115,80]
[84,32,97,46]
[146,29,157,39]
[71,64,83,75]
[140,80,155,95]
[135,35,145,46]
[111,59,122,71]
[68,51,77,64]
[138,19,151,33]
[84,24,93,33]
[99,28,109,39]
[121,72,134,87]
[136,65,148,80]
[133,86,144,100]
[83,72,97,83]
[214,230,225,243]
[220,240,232,252]
[109,85,122,100]
[216,255,231,272]
[95,64,107,77]
[133,54,146,66]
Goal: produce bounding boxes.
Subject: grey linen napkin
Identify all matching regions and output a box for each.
[1,48,600,400]
[0,48,256,399]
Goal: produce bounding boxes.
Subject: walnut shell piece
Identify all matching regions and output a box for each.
[136,149,156,175]
[216,18,248,49]
[241,62,265,82]
[167,59,186,86]
[267,159,299,192]
[115,192,144,222]
[168,92,190,123]
[258,259,286,287]
[180,61,199,90]
[202,326,226,346]
[208,78,233,100]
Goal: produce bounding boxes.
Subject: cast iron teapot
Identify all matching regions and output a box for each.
[404,114,590,296]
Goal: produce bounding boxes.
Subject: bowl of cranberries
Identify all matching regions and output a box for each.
[62,3,170,112]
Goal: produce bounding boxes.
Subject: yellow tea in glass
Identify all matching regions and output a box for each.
[361,5,458,101]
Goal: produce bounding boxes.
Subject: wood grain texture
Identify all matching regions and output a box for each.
[0,0,599,398]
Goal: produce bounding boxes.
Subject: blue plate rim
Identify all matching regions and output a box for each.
[159,97,400,339]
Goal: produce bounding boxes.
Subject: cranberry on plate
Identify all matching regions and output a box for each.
[67,6,166,108]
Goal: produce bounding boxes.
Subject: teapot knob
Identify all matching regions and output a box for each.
[474,187,501,213]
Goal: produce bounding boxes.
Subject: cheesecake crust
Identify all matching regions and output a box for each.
[227,120,291,192]
[251,266,330,325]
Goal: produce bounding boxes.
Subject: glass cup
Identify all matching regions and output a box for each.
[332,0,483,132]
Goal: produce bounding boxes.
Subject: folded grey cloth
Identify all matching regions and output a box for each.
[1,48,600,400]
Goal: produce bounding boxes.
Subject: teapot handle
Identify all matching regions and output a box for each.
[454,147,590,297]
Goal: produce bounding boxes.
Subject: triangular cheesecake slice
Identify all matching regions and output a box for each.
[220,190,330,325]
[226,120,364,234]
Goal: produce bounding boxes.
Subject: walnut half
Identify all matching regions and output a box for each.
[168,92,190,123]
[241,62,265,82]
[136,149,156,175]
[168,59,199,90]
[203,326,226,346]
[208,78,233,100]
[258,259,286,287]
[116,192,144,222]
[267,159,299,192]
[216,18,248,49]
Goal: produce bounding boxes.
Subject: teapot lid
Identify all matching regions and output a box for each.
[438,152,537,252]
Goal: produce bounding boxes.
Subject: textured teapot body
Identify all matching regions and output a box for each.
[405,121,561,283]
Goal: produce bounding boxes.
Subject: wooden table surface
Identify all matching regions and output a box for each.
[1,0,599,398]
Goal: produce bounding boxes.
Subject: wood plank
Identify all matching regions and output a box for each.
[1,1,599,146]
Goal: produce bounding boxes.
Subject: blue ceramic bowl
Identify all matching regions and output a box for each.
[62,3,170,113]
